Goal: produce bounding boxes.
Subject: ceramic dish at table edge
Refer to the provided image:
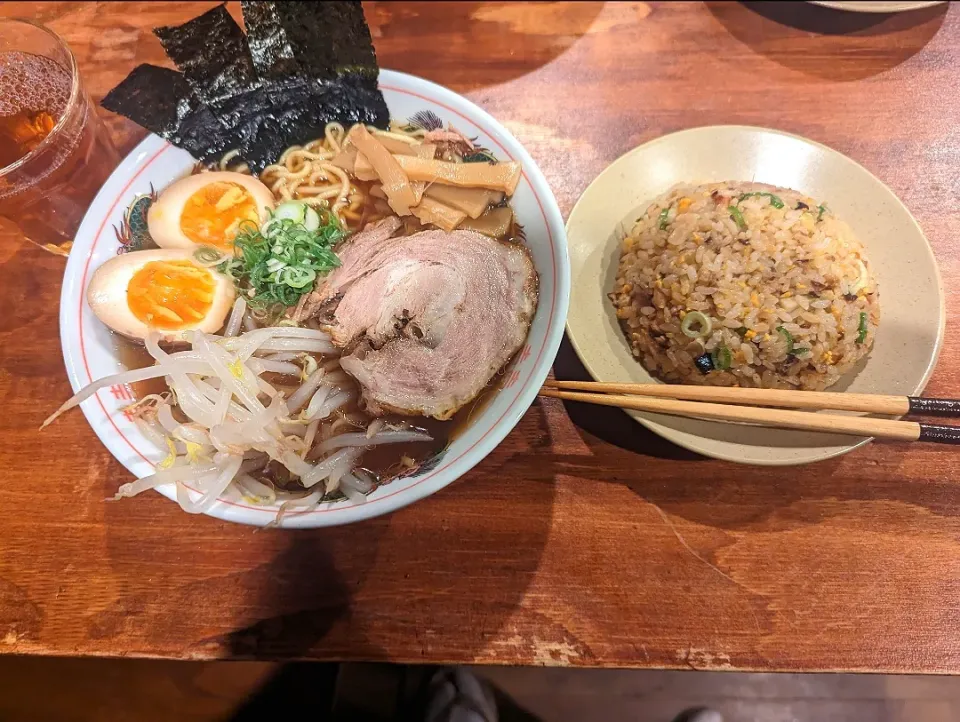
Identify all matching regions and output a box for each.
[564,125,944,466]
[810,1,945,12]
[59,69,570,527]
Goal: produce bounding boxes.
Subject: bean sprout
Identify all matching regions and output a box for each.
[44,326,432,519]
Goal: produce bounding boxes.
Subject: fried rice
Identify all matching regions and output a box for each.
[609,181,879,390]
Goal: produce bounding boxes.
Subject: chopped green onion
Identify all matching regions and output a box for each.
[462,150,498,164]
[776,326,794,353]
[220,207,344,311]
[274,201,309,224]
[658,207,670,230]
[777,326,810,357]
[728,205,747,231]
[711,344,732,371]
[193,245,225,265]
[303,206,321,232]
[856,312,868,344]
[681,310,712,338]
[280,266,317,289]
[817,203,828,222]
[738,192,784,209]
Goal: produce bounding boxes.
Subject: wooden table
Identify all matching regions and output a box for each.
[2,0,959,672]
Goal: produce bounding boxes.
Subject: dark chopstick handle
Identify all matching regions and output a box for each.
[918,424,960,444]
[908,397,960,416]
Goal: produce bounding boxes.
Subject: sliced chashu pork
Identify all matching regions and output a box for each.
[312,221,538,419]
[297,216,403,322]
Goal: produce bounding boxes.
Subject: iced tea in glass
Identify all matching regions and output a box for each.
[0,19,118,249]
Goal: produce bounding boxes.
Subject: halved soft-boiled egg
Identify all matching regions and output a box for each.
[147,171,274,251]
[87,249,236,343]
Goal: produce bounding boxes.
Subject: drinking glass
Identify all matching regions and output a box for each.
[0,19,119,249]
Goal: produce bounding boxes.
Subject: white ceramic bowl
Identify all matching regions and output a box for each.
[59,69,569,527]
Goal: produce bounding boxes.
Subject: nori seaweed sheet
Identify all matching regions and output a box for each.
[242,0,379,81]
[100,64,235,161]
[240,1,299,82]
[239,76,388,168]
[154,4,259,107]
[102,1,389,172]
[314,1,380,80]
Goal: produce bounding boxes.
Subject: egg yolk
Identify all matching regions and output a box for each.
[127,260,216,330]
[179,181,259,249]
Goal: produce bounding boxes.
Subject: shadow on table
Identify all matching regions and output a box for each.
[549,333,960,535]
[551,333,702,462]
[218,459,556,662]
[98,419,556,666]
[544,378,960,536]
[94,505,392,661]
[220,531,381,660]
[367,1,607,92]
[707,1,947,80]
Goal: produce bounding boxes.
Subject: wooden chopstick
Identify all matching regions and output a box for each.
[542,380,960,417]
[538,388,960,444]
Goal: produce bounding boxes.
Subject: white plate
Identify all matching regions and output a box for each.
[59,69,569,527]
[811,1,945,12]
[565,125,944,466]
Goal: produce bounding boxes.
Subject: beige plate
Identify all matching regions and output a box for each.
[810,1,945,12]
[565,126,945,465]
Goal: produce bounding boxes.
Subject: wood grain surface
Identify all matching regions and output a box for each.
[1,1,959,672]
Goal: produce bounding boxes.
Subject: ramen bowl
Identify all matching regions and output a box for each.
[59,70,569,527]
